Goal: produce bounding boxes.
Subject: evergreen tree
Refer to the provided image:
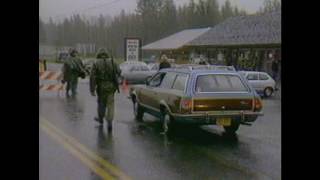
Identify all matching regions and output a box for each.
[41,0,248,57]
[39,17,46,43]
[221,0,234,20]
[259,0,281,13]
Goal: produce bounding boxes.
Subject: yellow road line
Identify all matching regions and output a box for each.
[40,122,114,180]
[40,117,131,180]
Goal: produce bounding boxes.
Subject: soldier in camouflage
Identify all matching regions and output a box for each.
[90,48,121,131]
[62,49,86,97]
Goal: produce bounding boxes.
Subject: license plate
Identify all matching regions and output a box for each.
[216,117,231,126]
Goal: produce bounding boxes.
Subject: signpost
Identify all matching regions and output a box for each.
[125,38,141,61]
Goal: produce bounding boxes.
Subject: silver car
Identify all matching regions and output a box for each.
[120,62,156,84]
[147,63,159,71]
[239,71,276,97]
[82,58,95,74]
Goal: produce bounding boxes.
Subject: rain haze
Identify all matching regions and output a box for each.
[40,0,264,22]
[39,0,281,179]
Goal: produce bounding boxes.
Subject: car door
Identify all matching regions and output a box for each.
[122,66,135,82]
[139,65,153,82]
[130,65,143,83]
[246,73,261,91]
[140,72,166,111]
[259,72,275,89]
[130,65,147,83]
[156,72,179,111]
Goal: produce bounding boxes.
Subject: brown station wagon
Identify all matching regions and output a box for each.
[129,65,263,134]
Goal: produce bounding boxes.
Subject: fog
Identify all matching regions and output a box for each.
[40,0,264,22]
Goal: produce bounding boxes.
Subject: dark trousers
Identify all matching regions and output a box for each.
[66,79,78,96]
[272,71,278,81]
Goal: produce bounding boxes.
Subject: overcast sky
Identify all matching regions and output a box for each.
[40,0,264,22]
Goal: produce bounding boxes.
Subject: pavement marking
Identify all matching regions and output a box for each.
[40,122,114,180]
[40,117,132,180]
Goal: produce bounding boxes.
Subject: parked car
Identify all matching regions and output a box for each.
[120,61,157,84]
[82,58,95,75]
[120,61,147,71]
[148,63,159,71]
[144,55,157,64]
[238,71,276,97]
[175,64,236,71]
[57,51,69,62]
[148,62,179,73]
[130,67,263,134]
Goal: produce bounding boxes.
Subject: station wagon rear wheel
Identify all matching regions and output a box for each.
[264,87,273,97]
[133,100,144,121]
[224,122,240,134]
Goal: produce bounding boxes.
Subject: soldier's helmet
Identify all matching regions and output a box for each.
[96,48,109,59]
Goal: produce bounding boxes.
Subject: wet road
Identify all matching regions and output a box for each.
[39,64,281,180]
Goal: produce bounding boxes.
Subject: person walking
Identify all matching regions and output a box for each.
[90,48,121,131]
[271,59,279,81]
[61,49,86,97]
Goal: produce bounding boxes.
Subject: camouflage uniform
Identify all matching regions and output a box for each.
[62,49,86,97]
[90,49,121,130]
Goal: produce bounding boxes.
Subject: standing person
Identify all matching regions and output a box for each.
[271,59,279,81]
[159,54,171,70]
[199,60,206,65]
[61,49,86,97]
[198,55,207,65]
[90,48,121,131]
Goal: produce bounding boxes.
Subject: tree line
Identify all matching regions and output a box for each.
[39,0,280,58]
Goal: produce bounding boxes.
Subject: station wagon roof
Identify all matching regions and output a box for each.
[159,68,240,75]
[239,71,268,74]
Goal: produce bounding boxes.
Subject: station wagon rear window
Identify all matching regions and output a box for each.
[160,72,176,89]
[173,74,188,91]
[195,74,248,93]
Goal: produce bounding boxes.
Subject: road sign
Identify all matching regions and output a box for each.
[125,38,141,61]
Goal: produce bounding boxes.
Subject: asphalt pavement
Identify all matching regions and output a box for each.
[39,64,281,180]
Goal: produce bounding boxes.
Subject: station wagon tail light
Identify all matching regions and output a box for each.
[180,98,193,113]
[253,97,262,111]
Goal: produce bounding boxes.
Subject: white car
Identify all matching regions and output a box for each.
[147,63,159,71]
[120,61,156,84]
[239,71,276,97]
[119,61,148,71]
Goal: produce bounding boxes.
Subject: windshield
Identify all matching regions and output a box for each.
[195,74,249,93]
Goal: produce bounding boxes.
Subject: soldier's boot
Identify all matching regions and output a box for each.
[107,121,112,132]
[66,91,70,98]
[96,98,106,125]
[94,117,104,125]
[106,94,115,132]
[71,88,77,97]
[66,82,71,98]
[71,92,77,98]
[71,80,78,97]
